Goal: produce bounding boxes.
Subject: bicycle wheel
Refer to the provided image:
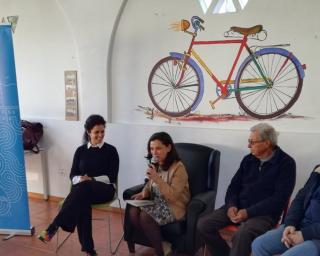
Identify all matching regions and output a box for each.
[235,49,303,119]
[148,56,201,117]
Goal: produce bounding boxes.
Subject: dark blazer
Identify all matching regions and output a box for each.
[284,165,320,241]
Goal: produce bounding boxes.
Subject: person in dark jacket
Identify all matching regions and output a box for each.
[38,114,119,256]
[252,165,320,256]
[197,123,296,256]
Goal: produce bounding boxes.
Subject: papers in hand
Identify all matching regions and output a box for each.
[125,199,154,207]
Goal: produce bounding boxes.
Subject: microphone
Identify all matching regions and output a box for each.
[144,156,159,183]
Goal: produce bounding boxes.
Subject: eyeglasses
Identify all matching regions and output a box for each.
[248,139,265,145]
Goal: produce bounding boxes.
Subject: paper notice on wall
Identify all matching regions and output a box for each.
[64,70,78,121]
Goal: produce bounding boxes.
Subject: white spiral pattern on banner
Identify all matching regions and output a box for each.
[5,151,24,177]
[0,170,23,203]
[0,198,10,216]
[0,123,16,150]
[0,111,24,216]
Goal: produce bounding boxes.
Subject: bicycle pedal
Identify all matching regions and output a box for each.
[209,101,215,110]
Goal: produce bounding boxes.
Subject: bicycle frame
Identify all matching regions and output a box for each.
[179,34,270,99]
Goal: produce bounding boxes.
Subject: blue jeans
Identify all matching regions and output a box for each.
[252,225,319,256]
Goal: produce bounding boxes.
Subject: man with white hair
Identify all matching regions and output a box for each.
[197,123,296,256]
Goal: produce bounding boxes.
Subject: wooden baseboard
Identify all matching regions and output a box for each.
[28,193,124,213]
[28,192,49,200]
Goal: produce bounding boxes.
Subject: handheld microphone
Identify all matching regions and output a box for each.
[144,156,159,183]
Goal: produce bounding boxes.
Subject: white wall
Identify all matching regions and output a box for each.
[1,0,319,208]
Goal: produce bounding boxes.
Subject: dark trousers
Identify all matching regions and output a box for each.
[197,206,276,256]
[53,180,115,252]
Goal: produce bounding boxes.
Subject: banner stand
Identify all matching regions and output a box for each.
[0,25,33,238]
[1,227,35,240]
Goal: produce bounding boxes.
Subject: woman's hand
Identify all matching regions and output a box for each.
[145,164,160,183]
[131,192,145,200]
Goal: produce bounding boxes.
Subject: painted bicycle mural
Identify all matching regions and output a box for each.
[147,16,306,120]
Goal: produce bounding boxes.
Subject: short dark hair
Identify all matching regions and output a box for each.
[146,132,180,171]
[82,114,106,144]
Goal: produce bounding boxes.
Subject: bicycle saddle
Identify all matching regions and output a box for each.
[230,25,263,36]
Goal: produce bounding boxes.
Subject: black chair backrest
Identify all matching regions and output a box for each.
[175,143,220,197]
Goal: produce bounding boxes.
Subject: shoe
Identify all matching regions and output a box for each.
[162,241,172,256]
[37,224,58,243]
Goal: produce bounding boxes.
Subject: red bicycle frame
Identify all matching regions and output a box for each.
[179,34,249,98]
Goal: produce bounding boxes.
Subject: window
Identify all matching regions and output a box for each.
[198,0,249,14]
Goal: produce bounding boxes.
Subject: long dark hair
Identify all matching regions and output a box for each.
[146,132,180,171]
[82,114,106,144]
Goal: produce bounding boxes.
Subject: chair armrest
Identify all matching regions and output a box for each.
[185,190,217,252]
[191,190,217,215]
[123,184,144,200]
[186,190,216,225]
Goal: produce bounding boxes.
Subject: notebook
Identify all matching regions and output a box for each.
[125,200,155,207]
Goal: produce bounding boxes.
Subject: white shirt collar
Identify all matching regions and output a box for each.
[87,142,104,149]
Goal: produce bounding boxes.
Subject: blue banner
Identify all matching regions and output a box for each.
[0,25,31,235]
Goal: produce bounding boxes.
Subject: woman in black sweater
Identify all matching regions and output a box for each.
[38,114,119,256]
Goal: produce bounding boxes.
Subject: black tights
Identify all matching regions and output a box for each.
[128,206,164,256]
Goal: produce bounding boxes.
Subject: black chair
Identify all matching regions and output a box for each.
[123,142,221,255]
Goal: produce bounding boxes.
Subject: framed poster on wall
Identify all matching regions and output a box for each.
[64,70,78,121]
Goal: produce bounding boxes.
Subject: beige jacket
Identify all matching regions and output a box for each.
[142,161,190,220]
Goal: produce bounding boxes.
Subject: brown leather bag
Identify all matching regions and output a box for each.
[21,120,43,153]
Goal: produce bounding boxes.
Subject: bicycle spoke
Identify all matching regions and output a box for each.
[164,89,174,112]
[151,82,173,88]
[257,54,269,80]
[167,60,178,85]
[181,73,197,84]
[274,65,296,84]
[247,62,261,79]
[152,87,171,97]
[269,88,287,108]
[272,86,294,101]
[271,54,281,79]
[176,89,191,110]
[269,90,279,113]
[269,54,277,80]
[154,88,171,102]
[173,90,180,113]
[239,89,263,99]
[178,84,200,90]
[163,61,171,82]
[155,68,172,86]
[250,90,267,113]
[274,76,298,87]
[178,87,198,103]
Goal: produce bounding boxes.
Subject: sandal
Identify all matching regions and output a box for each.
[37,224,58,243]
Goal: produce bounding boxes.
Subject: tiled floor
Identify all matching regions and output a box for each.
[0,198,157,256]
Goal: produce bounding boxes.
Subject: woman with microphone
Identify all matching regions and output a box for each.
[128,132,190,256]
